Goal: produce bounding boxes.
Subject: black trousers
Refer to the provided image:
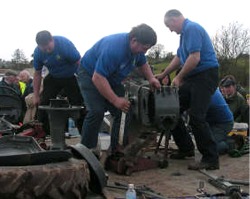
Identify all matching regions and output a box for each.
[38,74,84,134]
[172,68,219,163]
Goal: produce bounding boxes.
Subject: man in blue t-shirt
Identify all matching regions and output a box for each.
[171,88,234,158]
[33,30,84,133]
[156,10,220,170]
[77,24,161,153]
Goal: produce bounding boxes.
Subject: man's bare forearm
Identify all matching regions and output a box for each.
[33,71,42,97]
[176,52,200,79]
[92,72,119,104]
[139,63,155,81]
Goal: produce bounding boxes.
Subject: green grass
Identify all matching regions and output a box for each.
[152,61,176,80]
[153,62,168,74]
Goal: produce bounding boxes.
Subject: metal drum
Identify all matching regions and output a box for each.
[127,80,179,131]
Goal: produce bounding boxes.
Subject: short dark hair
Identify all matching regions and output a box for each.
[36,30,53,46]
[164,9,183,18]
[129,24,157,46]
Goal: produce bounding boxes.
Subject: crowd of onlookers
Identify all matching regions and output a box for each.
[0,69,34,123]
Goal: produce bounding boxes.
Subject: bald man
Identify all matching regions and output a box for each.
[157,9,220,170]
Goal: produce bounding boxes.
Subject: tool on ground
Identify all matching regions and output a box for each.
[199,169,247,198]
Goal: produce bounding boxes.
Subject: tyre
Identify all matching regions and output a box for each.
[0,158,89,199]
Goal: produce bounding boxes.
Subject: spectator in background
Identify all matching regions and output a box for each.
[18,70,33,99]
[0,70,22,123]
[220,75,247,99]
[32,30,84,133]
[219,75,249,124]
[18,70,34,121]
[0,70,20,96]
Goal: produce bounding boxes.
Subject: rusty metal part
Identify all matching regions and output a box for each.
[105,132,168,175]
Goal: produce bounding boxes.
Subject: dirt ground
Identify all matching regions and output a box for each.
[63,137,250,198]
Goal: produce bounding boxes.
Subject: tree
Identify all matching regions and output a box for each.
[10,49,32,70]
[212,22,250,66]
[147,44,165,60]
[12,49,28,64]
[212,22,249,87]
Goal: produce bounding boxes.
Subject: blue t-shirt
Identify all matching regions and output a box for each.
[177,19,219,76]
[80,33,147,86]
[206,88,233,124]
[33,36,81,78]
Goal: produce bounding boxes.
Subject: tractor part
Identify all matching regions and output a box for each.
[126,81,179,130]
[106,81,179,175]
[0,134,89,199]
[39,99,83,150]
[69,143,107,194]
[0,135,72,166]
[105,132,168,175]
[39,99,108,194]
[0,158,89,199]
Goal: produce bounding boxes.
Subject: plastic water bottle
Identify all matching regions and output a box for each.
[68,117,80,137]
[126,184,136,199]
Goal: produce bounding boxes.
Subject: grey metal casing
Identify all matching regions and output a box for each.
[126,81,179,131]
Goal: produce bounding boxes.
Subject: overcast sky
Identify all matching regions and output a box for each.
[0,0,249,61]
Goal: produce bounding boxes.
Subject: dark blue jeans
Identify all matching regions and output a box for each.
[76,67,130,151]
[172,68,219,164]
[210,121,234,154]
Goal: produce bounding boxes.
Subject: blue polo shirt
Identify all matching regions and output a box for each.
[80,33,147,86]
[33,36,81,78]
[177,19,219,76]
[206,88,233,124]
